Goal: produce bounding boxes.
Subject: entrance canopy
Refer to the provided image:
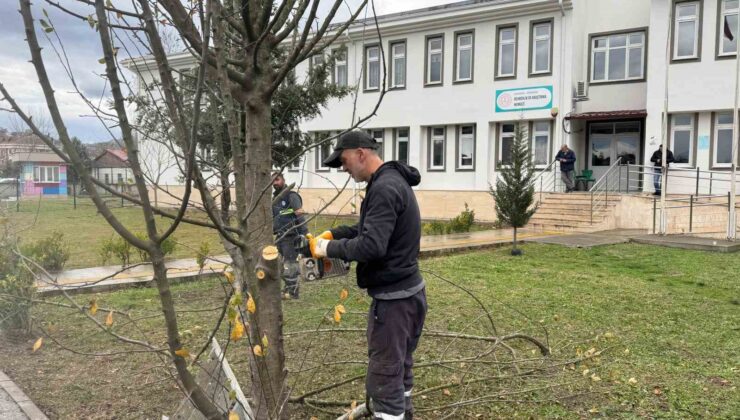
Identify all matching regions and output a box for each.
[566,110,647,121]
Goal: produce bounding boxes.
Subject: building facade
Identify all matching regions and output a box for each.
[127,0,740,220]
[9,152,68,197]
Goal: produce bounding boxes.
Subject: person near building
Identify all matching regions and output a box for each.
[272,172,307,299]
[555,144,577,193]
[308,130,427,420]
[650,145,675,195]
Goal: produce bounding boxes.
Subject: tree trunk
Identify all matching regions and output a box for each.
[240,88,289,419]
[151,251,223,419]
[513,227,518,253]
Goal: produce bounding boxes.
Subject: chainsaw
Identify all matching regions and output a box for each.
[293,235,351,282]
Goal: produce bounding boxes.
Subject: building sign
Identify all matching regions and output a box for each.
[495,85,553,113]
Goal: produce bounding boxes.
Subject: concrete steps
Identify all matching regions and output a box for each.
[527,192,621,232]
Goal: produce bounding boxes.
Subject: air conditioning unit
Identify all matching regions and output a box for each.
[574,81,589,101]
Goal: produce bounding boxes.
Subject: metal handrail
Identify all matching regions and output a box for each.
[589,157,623,224]
[529,159,561,204]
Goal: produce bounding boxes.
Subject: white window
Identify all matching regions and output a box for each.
[391,41,406,88]
[365,45,380,90]
[532,121,550,166]
[497,26,517,77]
[33,166,59,182]
[369,129,384,159]
[455,33,473,81]
[289,156,301,170]
[499,123,515,165]
[674,1,700,59]
[671,114,694,165]
[333,48,347,87]
[714,112,734,167]
[395,128,409,164]
[457,125,475,169]
[720,0,739,56]
[426,36,443,85]
[531,22,552,74]
[429,127,445,170]
[591,31,645,82]
[309,54,324,71]
[316,132,333,171]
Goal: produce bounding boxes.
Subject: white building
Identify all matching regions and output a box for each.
[127,0,740,221]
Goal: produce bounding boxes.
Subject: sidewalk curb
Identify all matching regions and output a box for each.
[0,370,48,420]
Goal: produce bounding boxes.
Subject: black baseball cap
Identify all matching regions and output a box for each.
[322,130,379,168]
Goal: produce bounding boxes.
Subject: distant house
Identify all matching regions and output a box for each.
[0,131,51,165]
[8,151,68,197]
[92,149,133,190]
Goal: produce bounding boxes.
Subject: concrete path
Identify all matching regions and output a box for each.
[631,234,740,253]
[38,228,563,295]
[528,229,647,248]
[0,371,48,420]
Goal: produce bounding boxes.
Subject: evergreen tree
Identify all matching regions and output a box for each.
[489,122,537,255]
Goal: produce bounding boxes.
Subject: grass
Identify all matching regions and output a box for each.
[3,198,489,269]
[0,243,738,418]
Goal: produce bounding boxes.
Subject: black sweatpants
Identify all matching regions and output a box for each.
[276,235,300,297]
[366,288,427,419]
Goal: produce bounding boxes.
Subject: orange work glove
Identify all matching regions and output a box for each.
[308,231,333,258]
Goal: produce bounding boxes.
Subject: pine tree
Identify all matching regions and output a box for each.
[489,122,538,255]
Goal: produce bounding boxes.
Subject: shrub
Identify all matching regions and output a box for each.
[21,231,70,272]
[446,203,475,234]
[99,236,132,267]
[0,238,36,334]
[196,241,211,270]
[423,220,446,235]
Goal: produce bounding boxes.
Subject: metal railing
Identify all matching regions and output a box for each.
[530,159,561,206]
[651,192,740,235]
[589,157,623,224]
[620,163,737,196]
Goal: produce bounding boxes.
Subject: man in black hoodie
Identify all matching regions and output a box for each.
[309,130,426,420]
[650,145,675,195]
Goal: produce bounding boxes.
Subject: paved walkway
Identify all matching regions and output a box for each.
[0,371,47,420]
[38,228,563,295]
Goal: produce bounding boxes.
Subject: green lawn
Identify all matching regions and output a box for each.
[0,243,737,418]
[4,199,355,269]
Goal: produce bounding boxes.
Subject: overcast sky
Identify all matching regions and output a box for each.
[0,0,456,143]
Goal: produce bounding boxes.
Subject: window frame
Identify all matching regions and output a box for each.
[711,111,735,168]
[33,165,60,183]
[427,126,446,171]
[388,39,407,89]
[455,124,476,171]
[669,113,697,166]
[495,23,518,80]
[366,129,385,160]
[315,132,334,172]
[496,122,517,167]
[671,0,702,62]
[331,47,348,87]
[717,0,739,58]
[308,53,324,73]
[530,120,552,168]
[424,34,445,87]
[529,18,554,76]
[453,30,475,84]
[364,44,381,92]
[393,127,410,164]
[588,28,648,84]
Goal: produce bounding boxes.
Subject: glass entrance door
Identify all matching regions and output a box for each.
[589,121,641,187]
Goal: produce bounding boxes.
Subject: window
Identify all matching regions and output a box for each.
[591,31,645,82]
[33,166,59,183]
[457,125,475,170]
[390,41,406,88]
[368,129,384,159]
[333,48,348,87]
[426,35,444,85]
[104,173,110,184]
[530,20,552,74]
[454,32,474,82]
[365,45,380,90]
[532,121,550,166]
[315,132,333,171]
[429,127,445,170]
[670,114,694,164]
[673,1,700,60]
[309,54,324,72]
[395,128,409,164]
[713,112,734,167]
[719,0,738,56]
[289,155,301,171]
[499,123,515,165]
[496,25,517,78]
